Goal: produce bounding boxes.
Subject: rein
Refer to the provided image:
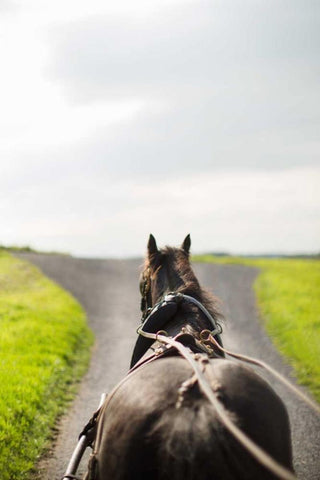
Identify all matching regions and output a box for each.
[200,331,320,415]
[135,292,318,479]
[137,292,320,414]
[137,328,297,480]
[62,290,319,480]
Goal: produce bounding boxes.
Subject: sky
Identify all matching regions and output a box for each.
[1,0,319,257]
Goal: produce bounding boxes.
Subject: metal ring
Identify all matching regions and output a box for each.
[200,325,222,341]
[155,330,169,342]
[200,329,211,341]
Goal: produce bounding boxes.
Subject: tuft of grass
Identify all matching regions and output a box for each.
[0,251,94,480]
[194,255,320,403]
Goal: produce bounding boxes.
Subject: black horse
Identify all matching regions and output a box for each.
[87,235,294,480]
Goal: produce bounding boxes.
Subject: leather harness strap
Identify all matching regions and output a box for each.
[130,292,223,368]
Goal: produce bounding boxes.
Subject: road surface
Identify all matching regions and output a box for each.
[18,254,320,480]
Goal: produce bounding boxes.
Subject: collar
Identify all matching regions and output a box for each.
[130,292,222,368]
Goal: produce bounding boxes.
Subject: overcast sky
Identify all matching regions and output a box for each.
[1,0,319,257]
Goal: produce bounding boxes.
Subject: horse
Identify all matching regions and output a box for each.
[85,235,294,480]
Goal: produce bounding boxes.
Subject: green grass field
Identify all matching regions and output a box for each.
[0,251,93,480]
[194,255,320,403]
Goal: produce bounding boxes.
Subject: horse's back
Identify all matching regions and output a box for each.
[91,357,293,480]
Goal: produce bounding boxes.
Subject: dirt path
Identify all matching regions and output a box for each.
[19,254,320,480]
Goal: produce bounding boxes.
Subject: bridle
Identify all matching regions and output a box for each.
[135,265,224,366]
[140,266,152,318]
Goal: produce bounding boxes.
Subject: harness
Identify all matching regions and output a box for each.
[62,291,319,480]
[130,292,223,368]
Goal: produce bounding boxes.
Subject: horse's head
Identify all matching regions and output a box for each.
[133,235,223,366]
[139,234,199,313]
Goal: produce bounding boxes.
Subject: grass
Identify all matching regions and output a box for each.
[0,245,70,256]
[194,255,320,403]
[0,251,94,480]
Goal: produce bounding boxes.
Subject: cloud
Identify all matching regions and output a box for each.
[42,0,319,173]
[1,166,319,256]
[47,1,319,100]
[1,0,319,255]
[2,0,319,176]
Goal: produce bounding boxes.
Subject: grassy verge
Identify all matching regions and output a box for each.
[194,255,320,403]
[0,251,94,480]
[0,245,70,256]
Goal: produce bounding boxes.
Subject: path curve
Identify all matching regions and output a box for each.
[18,254,320,480]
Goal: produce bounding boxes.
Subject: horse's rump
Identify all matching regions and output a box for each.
[91,357,293,480]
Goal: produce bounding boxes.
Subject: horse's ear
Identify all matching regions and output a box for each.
[148,234,158,256]
[181,234,191,255]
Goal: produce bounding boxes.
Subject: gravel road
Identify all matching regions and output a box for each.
[18,254,320,480]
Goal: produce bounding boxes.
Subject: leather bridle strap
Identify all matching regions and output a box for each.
[137,328,297,480]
